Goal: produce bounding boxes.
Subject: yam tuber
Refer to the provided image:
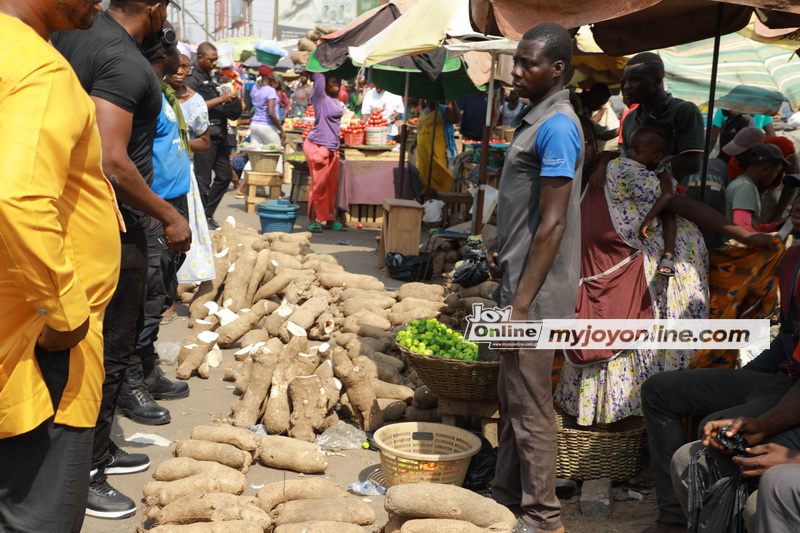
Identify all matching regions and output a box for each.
[272,497,376,527]
[332,347,383,431]
[400,519,507,533]
[341,299,390,318]
[189,249,231,321]
[377,398,407,421]
[152,457,238,481]
[148,521,264,533]
[343,311,392,335]
[397,283,445,302]
[143,469,247,507]
[258,435,328,473]
[384,483,516,529]
[176,331,219,379]
[274,522,366,533]
[215,300,272,348]
[263,336,308,435]
[173,440,252,472]
[404,406,441,423]
[255,479,346,513]
[155,493,271,529]
[233,343,280,428]
[459,280,499,300]
[318,272,384,291]
[287,374,328,442]
[190,424,262,454]
[413,386,438,410]
[373,380,414,402]
[222,247,258,312]
[253,272,293,301]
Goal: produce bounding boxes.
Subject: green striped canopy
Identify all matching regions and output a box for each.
[659,33,800,115]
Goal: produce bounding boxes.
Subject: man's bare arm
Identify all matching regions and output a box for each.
[92,97,191,251]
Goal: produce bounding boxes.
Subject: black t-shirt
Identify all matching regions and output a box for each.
[52,12,162,228]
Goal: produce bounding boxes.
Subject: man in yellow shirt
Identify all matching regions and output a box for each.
[0,0,121,531]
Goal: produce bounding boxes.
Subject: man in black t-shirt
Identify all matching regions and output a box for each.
[187,42,243,229]
[52,0,190,520]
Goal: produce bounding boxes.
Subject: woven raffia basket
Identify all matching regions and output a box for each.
[246,150,282,173]
[398,344,500,401]
[555,410,647,482]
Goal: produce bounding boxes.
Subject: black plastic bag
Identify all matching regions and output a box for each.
[687,449,748,533]
[385,253,433,282]
[452,260,490,287]
[462,433,497,492]
[463,239,487,262]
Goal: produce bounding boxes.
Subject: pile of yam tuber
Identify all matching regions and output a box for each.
[141,217,508,532]
[173,218,454,438]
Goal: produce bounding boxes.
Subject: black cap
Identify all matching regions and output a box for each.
[751,143,791,168]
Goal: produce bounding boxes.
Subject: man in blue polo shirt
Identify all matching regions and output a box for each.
[487,22,583,533]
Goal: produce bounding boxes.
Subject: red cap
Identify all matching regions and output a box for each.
[258,66,274,77]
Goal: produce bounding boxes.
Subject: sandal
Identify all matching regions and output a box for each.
[308,223,323,233]
[160,313,178,325]
[657,253,676,277]
[326,221,347,231]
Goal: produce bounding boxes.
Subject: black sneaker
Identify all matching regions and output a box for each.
[86,470,136,519]
[116,364,171,425]
[105,440,150,475]
[207,217,220,230]
[144,365,189,401]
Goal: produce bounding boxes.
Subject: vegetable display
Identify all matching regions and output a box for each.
[396,319,478,361]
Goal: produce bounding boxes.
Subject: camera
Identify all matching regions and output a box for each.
[715,424,750,457]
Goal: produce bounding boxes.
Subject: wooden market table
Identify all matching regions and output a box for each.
[337,145,412,229]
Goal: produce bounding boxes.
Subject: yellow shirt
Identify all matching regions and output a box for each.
[0,15,122,438]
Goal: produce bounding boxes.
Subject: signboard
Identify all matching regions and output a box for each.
[230,0,246,27]
[277,0,381,40]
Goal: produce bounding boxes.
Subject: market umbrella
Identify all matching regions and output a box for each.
[345,0,509,233]
[469,0,800,57]
[659,33,800,115]
[470,0,800,201]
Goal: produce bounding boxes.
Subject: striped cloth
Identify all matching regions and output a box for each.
[659,33,800,116]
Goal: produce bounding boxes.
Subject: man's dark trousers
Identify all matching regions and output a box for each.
[194,133,233,220]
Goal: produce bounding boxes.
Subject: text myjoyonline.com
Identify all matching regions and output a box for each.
[464,319,772,351]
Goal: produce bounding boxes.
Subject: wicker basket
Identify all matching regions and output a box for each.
[373,422,481,487]
[555,411,647,482]
[399,344,500,401]
[246,150,282,173]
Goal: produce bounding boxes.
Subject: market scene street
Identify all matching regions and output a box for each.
[3,1,800,532]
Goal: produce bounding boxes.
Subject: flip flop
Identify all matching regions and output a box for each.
[326,221,347,231]
[160,314,178,325]
[657,253,676,277]
[308,223,324,234]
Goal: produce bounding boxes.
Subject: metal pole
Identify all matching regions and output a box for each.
[180,1,215,41]
[699,3,724,203]
[474,52,495,236]
[396,71,411,198]
[205,0,210,39]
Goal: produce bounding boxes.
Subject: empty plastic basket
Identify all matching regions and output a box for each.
[256,50,281,66]
[365,126,387,146]
[256,200,300,233]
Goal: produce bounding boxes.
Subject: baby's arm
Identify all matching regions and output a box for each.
[639,168,675,239]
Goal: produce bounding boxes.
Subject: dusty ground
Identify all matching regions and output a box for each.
[81,188,657,533]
